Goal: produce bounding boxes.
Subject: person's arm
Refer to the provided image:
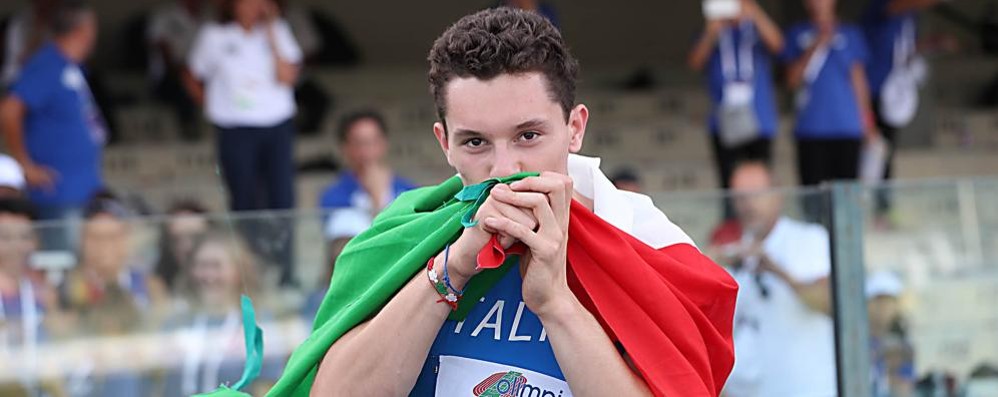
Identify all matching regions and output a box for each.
[744,0,784,54]
[887,0,944,15]
[267,26,300,86]
[687,20,724,72]
[180,68,204,107]
[312,190,538,394]
[263,3,301,86]
[786,29,833,90]
[758,254,832,315]
[485,175,652,396]
[851,63,878,139]
[0,96,56,189]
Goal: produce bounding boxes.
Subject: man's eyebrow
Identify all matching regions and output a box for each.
[515,119,546,130]
[451,129,484,140]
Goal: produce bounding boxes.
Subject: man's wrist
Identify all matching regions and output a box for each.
[533,286,582,325]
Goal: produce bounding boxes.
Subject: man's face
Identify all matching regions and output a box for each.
[77,11,98,60]
[0,214,37,273]
[730,165,782,235]
[81,214,129,276]
[806,0,835,24]
[433,72,587,185]
[342,119,388,172]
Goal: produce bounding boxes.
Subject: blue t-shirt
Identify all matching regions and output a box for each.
[782,23,869,139]
[319,171,417,239]
[704,23,780,138]
[862,0,917,95]
[410,262,568,396]
[318,171,416,209]
[10,43,104,206]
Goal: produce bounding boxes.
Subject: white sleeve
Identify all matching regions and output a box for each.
[787,224,832,283]
[187,26,215,79]
[272,20,304,64]
[324,208,373,241]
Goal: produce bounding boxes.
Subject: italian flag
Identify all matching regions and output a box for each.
[203,155,738,397]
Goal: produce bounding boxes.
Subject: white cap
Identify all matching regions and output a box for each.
[0,155,25,190]
[865,271,904,298]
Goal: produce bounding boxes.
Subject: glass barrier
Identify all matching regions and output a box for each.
[862,178,998,397]
[0,210,331,397]
[0,177,995,396]
[653,186,840,397]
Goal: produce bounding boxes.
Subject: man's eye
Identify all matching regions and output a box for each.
[465,138,485,147]
[521,131,539,141]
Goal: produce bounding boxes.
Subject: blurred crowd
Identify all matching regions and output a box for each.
[0,0,994,396]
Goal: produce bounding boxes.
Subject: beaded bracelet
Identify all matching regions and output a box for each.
[426,248,460,311]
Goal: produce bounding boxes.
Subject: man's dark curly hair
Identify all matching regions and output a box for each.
[428,8,580,128]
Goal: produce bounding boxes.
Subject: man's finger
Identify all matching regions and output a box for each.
[490,187,557,233]
[507,173,572,223]
[482,216,543,250]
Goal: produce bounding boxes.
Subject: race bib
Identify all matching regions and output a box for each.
[435,355,572,397]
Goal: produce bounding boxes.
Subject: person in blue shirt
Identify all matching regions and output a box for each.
[862,0,942,216]
[0,0,104,250]
[318,110,416,265]
[783,0,878,217]
[688,0,783,219]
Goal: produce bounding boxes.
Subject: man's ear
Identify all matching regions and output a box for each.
[433,121,454,167]
[567,104,588,153]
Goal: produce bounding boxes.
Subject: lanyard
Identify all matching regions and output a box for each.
[0,278,39,353]
[182,310,240,395]
[719,22,756,82]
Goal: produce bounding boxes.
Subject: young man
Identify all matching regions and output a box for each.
[206,8,737,397]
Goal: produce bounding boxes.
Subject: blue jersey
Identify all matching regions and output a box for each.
[411,262,572,397]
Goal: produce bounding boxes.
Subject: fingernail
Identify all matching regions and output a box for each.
[509,181,522,189]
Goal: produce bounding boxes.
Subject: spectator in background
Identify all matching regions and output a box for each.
[1,0,58,86]
[59,192,166,333]
[688,0,782,220]
[498,0,559,28]
[154,200,210,294]
[610,167,643,193]
[862,0,942,218]
[148,0,213,141]
[0,154,26,198]
[0,197,63,396]
[866,270,915,397]
[319,110,415,264]
[0,0,105,250]
[712,161,836,397]
[186,0,302,215]
[784,0,877,216]
[186,0,303,286]
[161,231,281,396]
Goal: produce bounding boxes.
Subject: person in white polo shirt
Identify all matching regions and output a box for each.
[186,0,302,214]
[185,0,302,285]
[713,161,837,397]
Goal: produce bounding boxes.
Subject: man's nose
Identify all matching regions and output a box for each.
[489,145,522,178]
